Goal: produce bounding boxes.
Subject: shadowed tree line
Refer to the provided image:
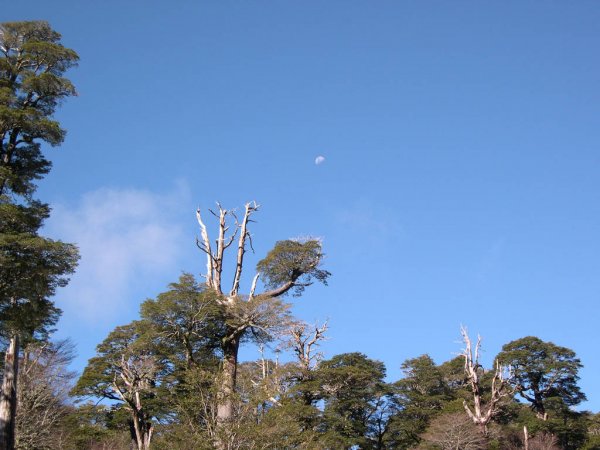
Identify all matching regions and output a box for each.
[68,281,596,450]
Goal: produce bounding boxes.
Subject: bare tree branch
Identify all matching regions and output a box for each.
[248,273,260,301]
[196,208,215,291]
[289,320,328,372]
[460,326,511,435]
[230,202,259,297]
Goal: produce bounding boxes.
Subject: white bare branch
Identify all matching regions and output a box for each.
[289,320,328,371]
[196,208,215,290]
[230,201,259,297]
[248,273,260,301]
[213,205,229,291]
[460,326,512,435]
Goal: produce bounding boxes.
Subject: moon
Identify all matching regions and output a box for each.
[315,155,325,165]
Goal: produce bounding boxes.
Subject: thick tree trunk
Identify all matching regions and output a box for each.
[127,412,152,449]
[0,335,20,450]
[217,334,240,424]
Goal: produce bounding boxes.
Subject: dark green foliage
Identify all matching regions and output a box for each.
[257,240,331,296]
[72,322,158,402]
[139,276,226,443]
[0,20,79,342]
[497,336,586,420]
[315,352,389,448]
[60,404,132,450]
[438,356,468,392]
[0,20,79,449]
[582,412,600,449]
[386,355,455,448]
[0,202,77,342]
[246,400,323,449]
[72,321,167,448]
[72,312,597,449]
[226,292,293,347]
[396,355,452,412]
[508,404,588,450]
[155,365,219,447]
[140,273,224,368]
[74,276,228,448]
[0,20,78,199]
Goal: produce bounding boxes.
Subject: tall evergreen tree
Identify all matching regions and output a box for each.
[315,352,389,449]
[497,336,586,421]
[386,355,454,448]
[0,21,79,449]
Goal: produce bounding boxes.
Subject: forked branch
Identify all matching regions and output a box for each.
[460,326,511,435]
[289,320,328,371]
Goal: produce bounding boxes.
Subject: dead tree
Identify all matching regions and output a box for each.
[422,412,488,450]
[15,340,76,449]
[460,327,511,435]
[289,321,328,373]
[195,202,330,437]
[112,354,157,450]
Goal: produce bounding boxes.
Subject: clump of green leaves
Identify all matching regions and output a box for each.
[257,239,331,296]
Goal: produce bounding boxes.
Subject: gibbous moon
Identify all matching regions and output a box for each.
[315,156,325,165]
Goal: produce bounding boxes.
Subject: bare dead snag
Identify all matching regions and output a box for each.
[196,208,216,291]
[248,273,260,301]
[289,321,328,373]
[230,202,258,297]
[112,354,156,450]
[460,326,511,435]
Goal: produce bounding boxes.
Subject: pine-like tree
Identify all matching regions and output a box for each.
[0,21,79,449]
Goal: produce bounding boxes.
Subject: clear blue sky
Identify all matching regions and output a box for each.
[7,1,600,410]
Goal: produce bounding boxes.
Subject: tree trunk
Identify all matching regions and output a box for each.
[533,395,547,420]
[0,335,20,450]
[131,412,152,450]
[217,333,240,424]
[479,422,488,437]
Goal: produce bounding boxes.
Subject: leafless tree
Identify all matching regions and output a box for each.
[111,354,157,450]
[288,321,328,373]
[421,412,488,450]
[528,432,560,450]
[505,430,560,450]
[460,326,512,435]
[15,340,76,450]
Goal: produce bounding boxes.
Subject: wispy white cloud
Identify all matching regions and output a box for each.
[334,197,404,243]
[45,183,191,324]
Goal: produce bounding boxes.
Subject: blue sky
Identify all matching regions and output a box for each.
[7,2,600,410]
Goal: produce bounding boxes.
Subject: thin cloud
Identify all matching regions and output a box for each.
[45,184,190,324]
[335,198,404,243]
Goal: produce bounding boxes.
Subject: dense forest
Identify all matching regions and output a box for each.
[1,20,599,450]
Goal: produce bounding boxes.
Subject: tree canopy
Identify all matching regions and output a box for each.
[497,336,586,420]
